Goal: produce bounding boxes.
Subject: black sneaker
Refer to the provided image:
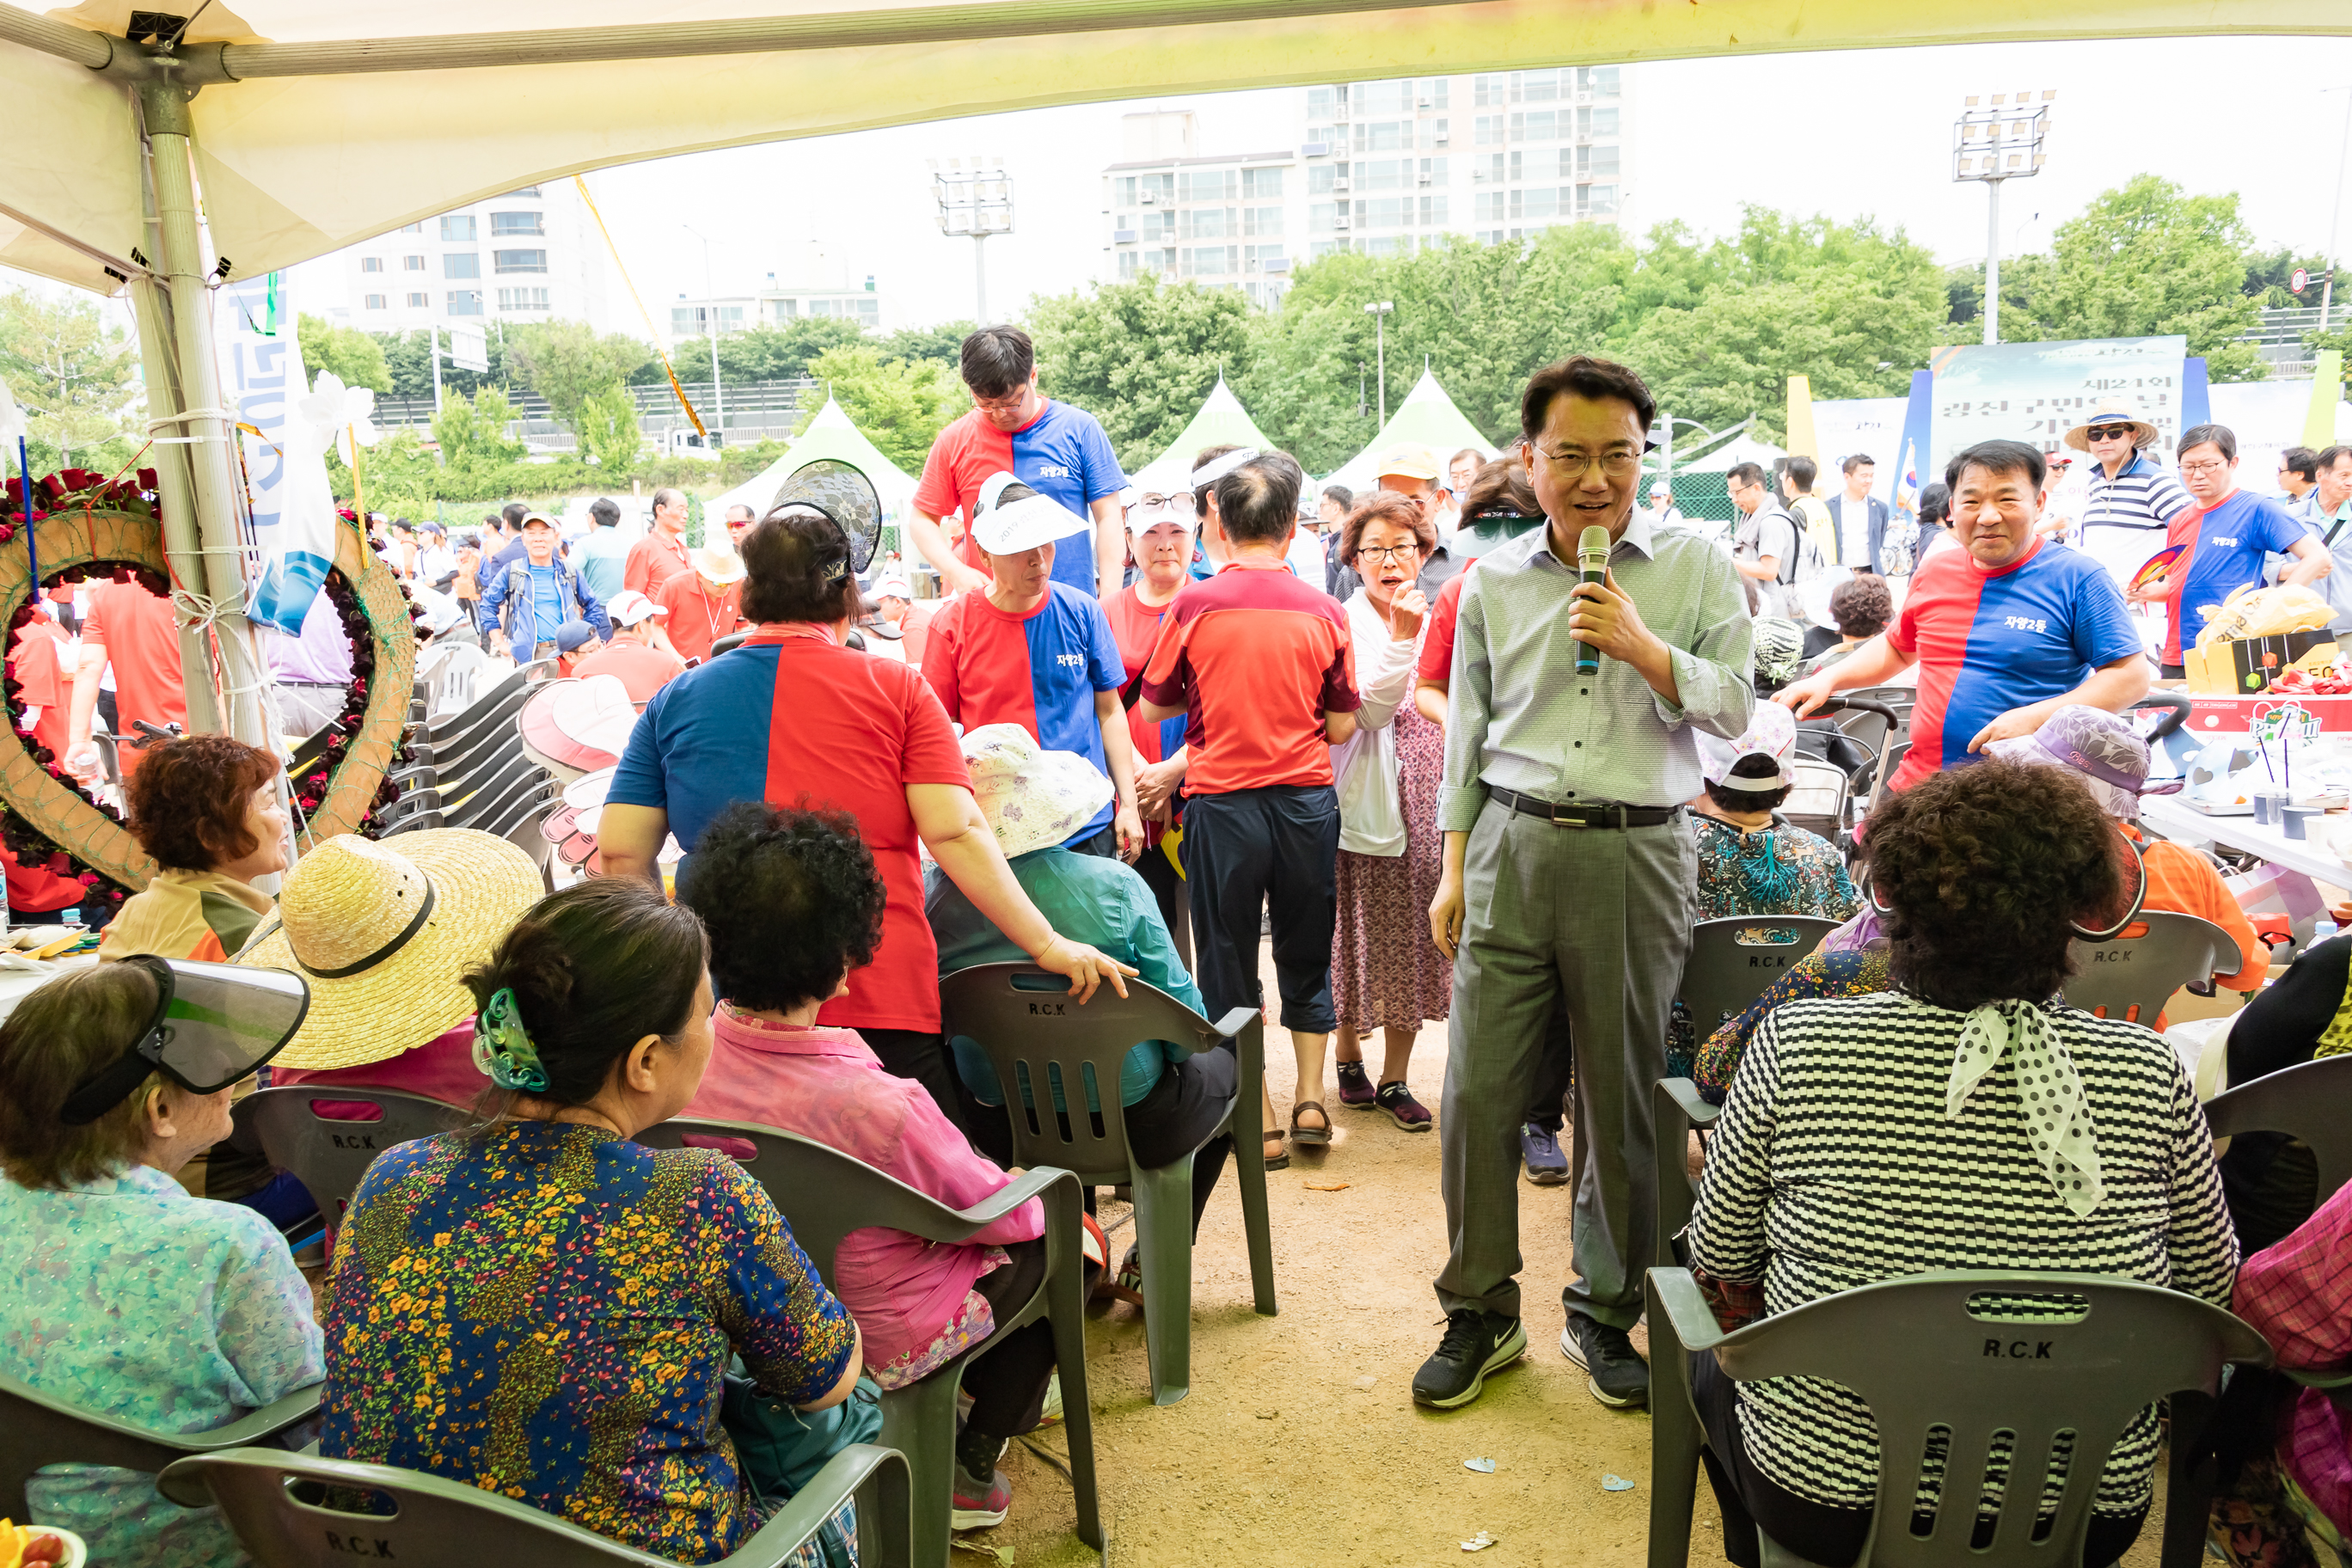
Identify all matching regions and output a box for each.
[1560,1314,1650,1408]
[1412,1309,1527,1410]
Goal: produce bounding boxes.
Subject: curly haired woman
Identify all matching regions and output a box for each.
[101,734,287,962]
[1685,760,2238,1568]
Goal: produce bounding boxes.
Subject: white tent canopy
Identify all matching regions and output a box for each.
[1323,369,1495,494]
[1126,376,1278,496]
[709,395,919,523]
[1675,433,1787,474]
[3,0,2344,295]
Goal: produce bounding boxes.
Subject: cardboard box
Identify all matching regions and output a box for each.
[2183,633,2338,695]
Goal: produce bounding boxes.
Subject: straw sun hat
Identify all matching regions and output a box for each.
[2061,399,2160,453]
[239,829,545,1070]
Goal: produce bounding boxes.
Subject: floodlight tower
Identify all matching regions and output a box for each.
[1363,300,1394,426]
[1952,89,2055,346]
[934,158,1014,325]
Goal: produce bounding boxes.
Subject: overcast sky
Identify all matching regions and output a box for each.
[14,34,2352,338]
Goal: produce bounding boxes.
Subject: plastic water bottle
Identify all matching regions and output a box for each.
[2314,920,2342,948]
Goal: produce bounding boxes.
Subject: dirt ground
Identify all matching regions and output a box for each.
[964,944,2172,1568]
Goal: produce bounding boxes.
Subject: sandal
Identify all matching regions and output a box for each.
[1264,1127,1290,1171]
[1335,1060,1376,1107]
[1375,1081,1432,1132]
[1101,1243,1144,1308]
[1290,1100,1332,1147]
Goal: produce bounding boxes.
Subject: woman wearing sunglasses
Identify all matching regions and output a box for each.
[0,958,320,1568]
[1683,759,2238,1568]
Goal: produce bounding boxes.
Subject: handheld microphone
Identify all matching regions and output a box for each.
[1575,524,1610,677]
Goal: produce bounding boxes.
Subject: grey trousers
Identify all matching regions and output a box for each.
[1436,797,1695,1328]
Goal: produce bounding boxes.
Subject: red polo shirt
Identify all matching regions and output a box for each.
[83,579,186,776]
[623,527,693,598]
[1140,557,1359,795]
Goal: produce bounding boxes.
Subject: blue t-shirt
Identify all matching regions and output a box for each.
[1888,537,2143,789]
[526,563,567,642]
[914,401,1128,594]
[921,582,1126,842]
[2168,490,2311,663]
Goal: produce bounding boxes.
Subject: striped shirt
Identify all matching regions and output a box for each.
[2077,453,2192,591]
[1687,989,2238,1516]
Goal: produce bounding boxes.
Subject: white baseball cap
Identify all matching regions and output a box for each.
[1700,703,1798,792]
[604,589,668,628]
[873,574,914,599]
[971,470,1090,555]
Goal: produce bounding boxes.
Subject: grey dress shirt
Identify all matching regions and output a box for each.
[1437,512,1755,830]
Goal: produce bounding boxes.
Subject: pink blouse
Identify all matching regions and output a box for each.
[683,1008,1044,1377]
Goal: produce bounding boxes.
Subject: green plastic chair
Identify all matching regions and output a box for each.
[937,963,1277,1406]
[634,1118,1099,1568]
[0,1369,321,1522]
[237,1085,468,1228]
[2061,910,2245,1026]
[2202,1052,2352,1212]
[1645,1266,2273,1568]
[156,1442,910,1568]
[1653,1078,1722,1271]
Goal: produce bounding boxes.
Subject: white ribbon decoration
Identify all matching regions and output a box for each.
[1946,1000,2105,1218]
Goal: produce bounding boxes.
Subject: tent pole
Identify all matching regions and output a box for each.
[125,273,223,736]
[137,77,270,745]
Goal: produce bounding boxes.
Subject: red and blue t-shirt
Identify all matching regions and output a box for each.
[922,583,1127,842]
[1141,558,1361,796]
[1885,536,2141,793]
[913,401,1127,595]
[608,631,972,1033]
[2159,489,2311,665]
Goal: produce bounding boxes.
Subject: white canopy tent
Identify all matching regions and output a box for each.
[709,396,920,523]
[1125,376,1278,496]
[1322,369,1495,494]
[0,0,2342,744]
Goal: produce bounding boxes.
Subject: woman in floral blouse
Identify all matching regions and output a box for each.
[316,879,864,1567]
[0,961,323,1568]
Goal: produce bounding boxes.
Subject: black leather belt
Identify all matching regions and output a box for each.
[1490,788,1680,828]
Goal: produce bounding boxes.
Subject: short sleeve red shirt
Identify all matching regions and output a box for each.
[623,530,693,598]
[572,638,688,704]
[83,579,186,775]
[1418,569,1473,684]
[1140,559,1360,795]
[10,617,70,759]
[654,573,745,665]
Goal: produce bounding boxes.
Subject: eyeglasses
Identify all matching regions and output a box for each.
[2180,460,2231,476]
[1530,447,1642,478]
[971,389,1031,414]
[1356,544,1423,565]
[2085,426,2137,443]
[1130,493,1199,516]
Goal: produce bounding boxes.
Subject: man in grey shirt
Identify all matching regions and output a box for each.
[1417,355,1754,1413]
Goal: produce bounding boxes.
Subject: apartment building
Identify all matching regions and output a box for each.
[339,181,610,333]
[1103,67,1631,299]
[668,275,887,341]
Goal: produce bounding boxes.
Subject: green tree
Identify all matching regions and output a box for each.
[507,320,653,430]
[371,327,511,401]
[2241,245,2333,309]
[796,345,960,471]
[2003,175,2268,381]
[1025,276,1253,469]
[576,385,644,471]
[432,385,526,470]
[297,313,390,394]
[0,287,140,471]
[876,321,976,370]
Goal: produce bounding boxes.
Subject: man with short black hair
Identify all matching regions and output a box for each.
[2297,445,2352,623]
[1421,354,1753,1414]
[1826,453,1890,573]
[1728,461,1799,618]
[1780,456,1834,570]
[909,326,1128,600]
[723,502,757,549]
[2280,446,2320,505]
[1779,439,2149,788]
[481,512,612,661]
[574,496,631,606]
[2141,423,2326,674]
[1139,451,1361,1172]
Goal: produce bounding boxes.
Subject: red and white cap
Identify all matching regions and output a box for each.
[1700,702,1797,792]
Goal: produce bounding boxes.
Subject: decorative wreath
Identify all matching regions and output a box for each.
[0,471,420,916]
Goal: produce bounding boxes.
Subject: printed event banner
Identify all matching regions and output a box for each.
[222,273,334,634]
[1926,335,2188,476]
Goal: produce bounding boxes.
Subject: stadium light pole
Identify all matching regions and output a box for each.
[934,158,1014,325]
[1952,90,2054,346]
[1363,300,1393,426]
[2322,86,2352,335]
[682,223,726,447]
